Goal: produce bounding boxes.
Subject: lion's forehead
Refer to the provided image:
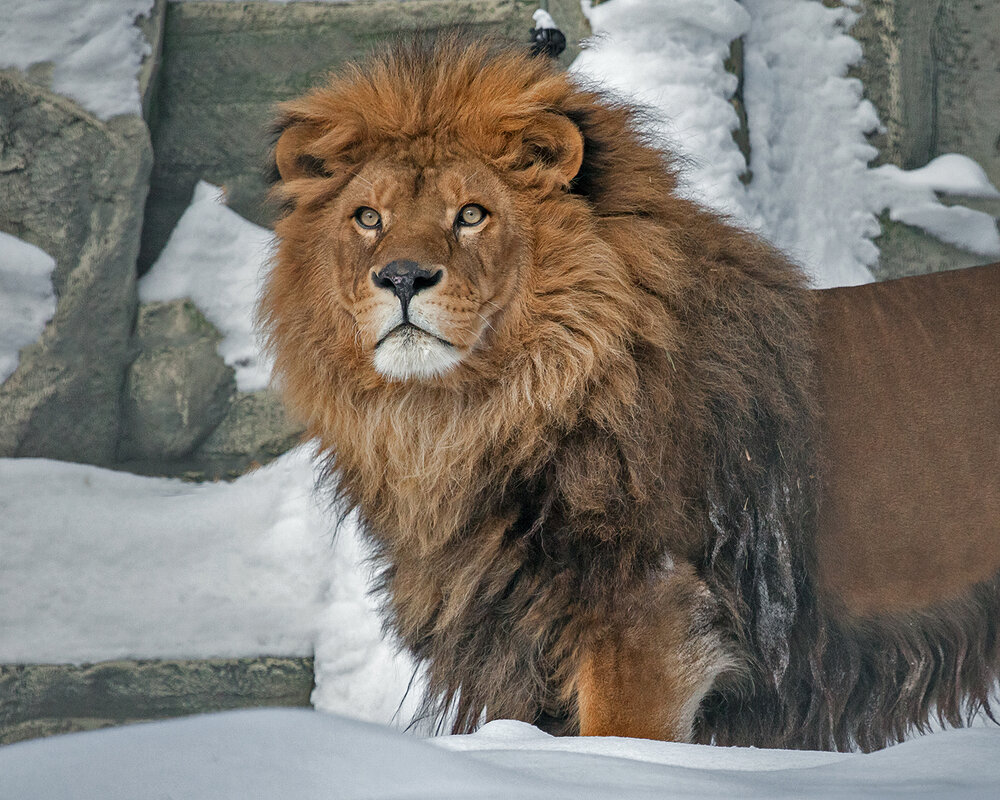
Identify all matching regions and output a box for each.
[349,157,501,214]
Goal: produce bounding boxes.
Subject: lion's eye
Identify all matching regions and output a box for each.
[355,207,382,229]
[457,204,487,227]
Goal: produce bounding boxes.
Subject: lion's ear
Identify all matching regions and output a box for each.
[522,112,585,187]
[271,116,332,183]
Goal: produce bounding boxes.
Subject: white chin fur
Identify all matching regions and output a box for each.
[373,327,462,381]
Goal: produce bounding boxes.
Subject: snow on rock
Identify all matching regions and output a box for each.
[573,0,756,222]
[874,153,1000,199]
[2,708,1000,800]
[741,0,880,287]
[0,448,332,662]
[577,0,998,288]
[533,8,558,31]
[887,202,1000,257]
[574,0,879,287]
[139,181,276,392]
[870,154,1000,257]
[0,1,154,120]
[0,232,57,383]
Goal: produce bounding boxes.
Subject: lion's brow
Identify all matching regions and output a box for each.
[350,170,375,189]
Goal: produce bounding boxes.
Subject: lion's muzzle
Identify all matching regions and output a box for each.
[372,260,444,316]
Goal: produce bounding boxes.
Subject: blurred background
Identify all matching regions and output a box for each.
[1,0,998,745]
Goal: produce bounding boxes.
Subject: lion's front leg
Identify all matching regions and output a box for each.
[576,561,735,741]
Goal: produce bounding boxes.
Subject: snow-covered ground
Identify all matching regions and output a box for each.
[0,447,420,725]
[2,0,1000,792]
[2,709,999,800]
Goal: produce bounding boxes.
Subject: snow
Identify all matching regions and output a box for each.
[2,709,999,800]
[874,153,1000,199]
[871,154,1000,257]
[0,231,57,383]
[533,9,558,31]
[0,1,154,120]
[0,448,329,662]
[740,0,881,286]
[0,445,418,725]
[573,0,755,222]
[138,181,275,392]
[309,504,422,725]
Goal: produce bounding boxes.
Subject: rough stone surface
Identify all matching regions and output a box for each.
[119,300,236,462]
[0,71,152,465]
[138,0,168,123]
[934,0,1000,192]
[849,0,939,170]
[138,0,590,271]
[847,0,999,278]
[724,36,751,183]
[869,214,991,281]
[191,389,305,480]
[0,657,314,745]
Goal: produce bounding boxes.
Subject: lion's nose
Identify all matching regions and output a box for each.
[372,260,443,309]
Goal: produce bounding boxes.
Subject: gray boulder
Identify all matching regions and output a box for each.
[119,300,236,462]
[0,71,152,465]
[192,390,305,480]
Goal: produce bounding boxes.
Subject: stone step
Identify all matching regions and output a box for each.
[0,657,314,745]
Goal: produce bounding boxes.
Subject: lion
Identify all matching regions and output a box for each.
[259,38,1000,751]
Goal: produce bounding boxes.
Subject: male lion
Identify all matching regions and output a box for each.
[260,39,1000,751]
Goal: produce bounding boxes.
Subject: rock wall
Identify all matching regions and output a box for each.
[0,658,313,745]
[0,73,152,465]
[1,0,589,478]
[848,0,1000,279]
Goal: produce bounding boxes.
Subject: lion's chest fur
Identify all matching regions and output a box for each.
[369,504,592,731]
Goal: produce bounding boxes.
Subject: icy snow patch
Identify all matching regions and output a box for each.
[0,1,154,120]
[533,8,558,30]
[139,181,276,391]
[310,508,423,727]
[0,448,332,663]
[0,232,57,383]
[874,153,1000,199]
[0,445,419,727]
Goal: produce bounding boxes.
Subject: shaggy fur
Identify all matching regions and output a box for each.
[259,38,999,751]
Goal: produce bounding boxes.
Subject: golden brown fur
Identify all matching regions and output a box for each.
[259,38,999,751]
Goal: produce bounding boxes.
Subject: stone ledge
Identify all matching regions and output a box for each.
[0,657,314,745]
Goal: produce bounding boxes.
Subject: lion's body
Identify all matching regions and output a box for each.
[816,263,1000,615]
[260,39,1000,751]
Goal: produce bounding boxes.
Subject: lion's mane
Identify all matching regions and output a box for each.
[260,39,996,751]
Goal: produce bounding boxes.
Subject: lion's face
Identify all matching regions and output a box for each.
[323,153,529,381]
[264,50,590,389]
